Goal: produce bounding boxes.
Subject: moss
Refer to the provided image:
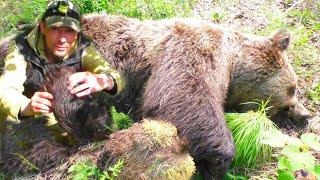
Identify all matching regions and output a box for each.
[163,154,195,180]
[142,119,177,147]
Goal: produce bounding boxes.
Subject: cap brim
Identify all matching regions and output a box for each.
[45,16,80,32]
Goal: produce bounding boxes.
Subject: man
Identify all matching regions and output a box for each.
[0,0,124,149]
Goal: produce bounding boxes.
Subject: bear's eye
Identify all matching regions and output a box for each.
[287,85,296,96]
[283,106,290,112]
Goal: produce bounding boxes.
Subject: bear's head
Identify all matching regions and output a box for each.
[43,66,112,143]
[226,29,311,127]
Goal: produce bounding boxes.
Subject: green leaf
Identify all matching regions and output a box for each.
[278,156,293,172]
[110,106,133,130]
[73,173,88,180]
[68,164,76,173]
[100,172,110,180]
[281,145,302,154]
[277,171,295,180]
[281,145,315,171]
[312,165,320,179]
[106,159,124,178]
[301,133,320,151]
[313,23,320,30]
[286,137,304,147]
[224,172,248,180]
[260,129,290,147]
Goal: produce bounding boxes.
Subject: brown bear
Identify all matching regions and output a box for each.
[81,14,310,179]
[81,14,310,126]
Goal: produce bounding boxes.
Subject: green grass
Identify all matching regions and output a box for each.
[308,83,320,105]
[225,111,276,168]
[0,0,195,38]
[68,159,124,180]
[225,100,278,169]
[110,106,133,131]
[0,0,46,37]
[92,0,195,20]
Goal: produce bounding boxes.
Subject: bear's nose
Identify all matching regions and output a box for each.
[299,111,312,120]
[290,103,311,122]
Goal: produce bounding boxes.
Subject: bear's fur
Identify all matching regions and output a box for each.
[43,66,113,143]
[1,66,195,180]
[2,120,195,179]
[81,14,310,125]
[224,29,311,126]
[44,66,195,179]
[53,119,195,180]
[96,119,195,180]
[0,36,10,62]
[81,14,309,179]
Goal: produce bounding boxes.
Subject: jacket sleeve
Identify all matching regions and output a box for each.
[81,45,125,95]
[0,42,30,121]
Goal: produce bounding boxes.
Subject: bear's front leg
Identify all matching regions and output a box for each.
[142,77,236,179]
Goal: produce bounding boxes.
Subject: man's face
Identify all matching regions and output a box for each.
[40,22,78,59]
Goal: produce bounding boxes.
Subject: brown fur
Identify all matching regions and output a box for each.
[225,29,310,126]
[96,119,194,180]
[81,14,310,126]
[1,66,195,179]
[43,66,113,143]
[0,117,68,175]
[81,14,309,179]
[0,36,10,62]
[3,120,195,179]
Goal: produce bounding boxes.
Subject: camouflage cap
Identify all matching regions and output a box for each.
[45,16,80,32]
[42,0,81,32]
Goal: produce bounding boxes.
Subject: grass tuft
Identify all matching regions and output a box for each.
[110,106,134,131]
[68,159,124,180]
[225,99,278,168]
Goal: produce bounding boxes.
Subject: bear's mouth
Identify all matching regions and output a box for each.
[270,107,307,133]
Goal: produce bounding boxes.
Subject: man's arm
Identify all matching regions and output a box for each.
[0,42,30,120]
[80,45,125,95]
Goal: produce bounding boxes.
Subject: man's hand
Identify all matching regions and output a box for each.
[68,71,114,97]
[20,92,53,116]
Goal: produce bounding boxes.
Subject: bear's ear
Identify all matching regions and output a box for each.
[269,28,291,51]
